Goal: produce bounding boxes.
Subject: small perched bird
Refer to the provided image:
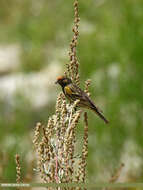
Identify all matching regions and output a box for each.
[55,76,109,124]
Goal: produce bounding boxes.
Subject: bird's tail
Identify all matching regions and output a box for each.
[91,106,109,124]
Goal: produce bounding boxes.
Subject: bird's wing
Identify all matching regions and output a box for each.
[64,83,108,123]
[64,84,92,106]
[64,84,82,100]
[71,84,100,109]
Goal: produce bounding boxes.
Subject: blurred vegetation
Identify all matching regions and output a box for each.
[0,0,143,187]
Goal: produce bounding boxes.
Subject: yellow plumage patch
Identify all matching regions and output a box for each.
[64,86,73,95]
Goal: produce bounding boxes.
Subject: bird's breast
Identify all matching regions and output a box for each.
[64,86,73,95]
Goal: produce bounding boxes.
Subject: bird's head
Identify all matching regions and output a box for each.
[55,76,72,87]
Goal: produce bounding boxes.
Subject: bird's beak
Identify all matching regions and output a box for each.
[55,80,58,84]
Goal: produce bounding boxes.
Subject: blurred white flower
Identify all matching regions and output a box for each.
[119,139,142,182]
[108,63,120,79]
[0,44,21,73]
[0,62,62,108]
[80,20,95,34]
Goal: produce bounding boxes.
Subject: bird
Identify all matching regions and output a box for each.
[55,76,109,124]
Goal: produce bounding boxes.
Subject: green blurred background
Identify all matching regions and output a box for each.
[0,0,143,186]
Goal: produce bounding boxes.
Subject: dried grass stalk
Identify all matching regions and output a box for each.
[33,95,83,183]
[103,163,125,190]
[15,154,21,184]
[32,0,89,187]
[66,0,80,86]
